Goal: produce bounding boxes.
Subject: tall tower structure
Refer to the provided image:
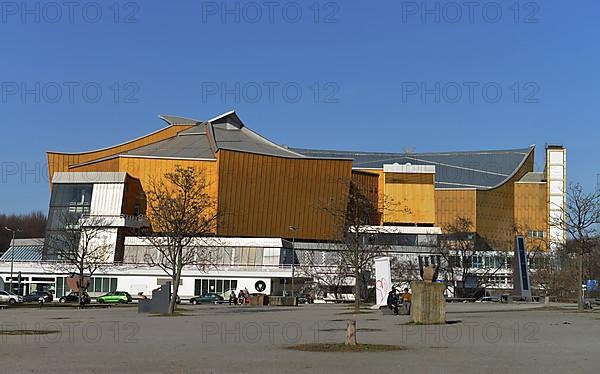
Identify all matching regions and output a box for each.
[546,145,567,250]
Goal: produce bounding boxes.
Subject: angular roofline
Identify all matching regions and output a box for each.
[208,110,237,123]
[47,124,188,156]
[293,146,533,158]
[158,115,203,126]
[483,145,534,191]
[69,154,217,169]
[301,145,535,191]
[216,148,354,161]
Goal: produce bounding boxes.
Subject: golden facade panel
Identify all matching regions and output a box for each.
[216,150,352,240]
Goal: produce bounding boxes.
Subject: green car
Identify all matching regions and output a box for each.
[97,291,132,304]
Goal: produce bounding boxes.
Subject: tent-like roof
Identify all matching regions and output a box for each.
[62,110,534,190]
[123,111,305,160]
[292,147,534,190]
[0,239,44,262]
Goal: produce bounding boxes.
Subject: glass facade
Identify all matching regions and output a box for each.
[55,276,117,297]
[44,184,94,258]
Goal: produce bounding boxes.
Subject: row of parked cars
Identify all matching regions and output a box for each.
[0,290,134,305]
[59,291,133,304]
[2,290,281,306]
[1,290,56,304]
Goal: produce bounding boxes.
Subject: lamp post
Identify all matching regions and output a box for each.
[4,227,22,293]
[288,226,300,299]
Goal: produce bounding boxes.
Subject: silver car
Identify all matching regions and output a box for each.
[0,290,24,304]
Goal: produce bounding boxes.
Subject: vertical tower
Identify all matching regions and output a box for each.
[545,145,566,250]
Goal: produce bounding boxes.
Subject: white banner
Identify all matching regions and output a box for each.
[374,257,391,307]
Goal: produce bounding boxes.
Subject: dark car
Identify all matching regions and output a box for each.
[189,293,224,304]
[475,296,501,303]
[23,291,53,303]
[59,292,90,304]
[296,294,313,304]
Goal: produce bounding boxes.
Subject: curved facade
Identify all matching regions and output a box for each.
[46,111,564,250]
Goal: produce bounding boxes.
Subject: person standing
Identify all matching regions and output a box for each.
[387,289,399,315]
[229,290,236,305]
[402,288,412,315]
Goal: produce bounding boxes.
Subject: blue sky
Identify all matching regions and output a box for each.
[0,0,598,214]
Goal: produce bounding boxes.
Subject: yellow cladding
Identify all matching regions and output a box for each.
[353,168,436,225]
[383,173,435,224]
[475,151,534,250]
[69,156,220,232]
[435,189,477,228]
[514,182,548,251]
[216,149,353,241]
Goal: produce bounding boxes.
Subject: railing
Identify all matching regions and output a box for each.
[79,214,150,228]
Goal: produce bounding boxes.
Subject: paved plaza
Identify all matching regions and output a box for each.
[0,302,598,373]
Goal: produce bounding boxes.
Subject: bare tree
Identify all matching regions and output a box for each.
[47,214,114,292]
[323,180,389,312]
[434,217,506,297]
[552,183,600,311]
[530,241,578,300]
[144,166,220,314]
[390,255,421,288]
[297,249,353,301]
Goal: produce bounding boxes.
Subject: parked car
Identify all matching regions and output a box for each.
[296,294,314,304]
[0,290,24,304]
[189,293,224,304]
[59,292,90,304]
[23,291,53,303]
[97,291,132,304]
[475,296,500,303]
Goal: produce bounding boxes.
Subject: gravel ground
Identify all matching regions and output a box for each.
[0,302,598,373]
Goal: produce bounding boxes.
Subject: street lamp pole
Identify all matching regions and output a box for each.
[4,227,21,293]
[288,226,299,299]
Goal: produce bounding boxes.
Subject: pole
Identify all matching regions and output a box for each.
[291,235,295,299]
[288,226,299,301]
[579,248,584,311]
[10,230,15,293]
[4,227,21,294]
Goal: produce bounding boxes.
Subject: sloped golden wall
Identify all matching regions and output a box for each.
[217,150,353,240]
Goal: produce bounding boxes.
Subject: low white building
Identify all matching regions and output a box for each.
[0,237,293,299]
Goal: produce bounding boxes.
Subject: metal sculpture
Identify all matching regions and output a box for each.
[418,255,441,282]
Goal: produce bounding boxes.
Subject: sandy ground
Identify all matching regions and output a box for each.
[0,302,598,373]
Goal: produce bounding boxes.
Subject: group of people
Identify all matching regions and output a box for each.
[229,288,250,305]
[386,287,411,315]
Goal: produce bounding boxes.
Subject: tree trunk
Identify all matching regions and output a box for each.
[354,247,360,313]
[345,320,357,345]
[169,272,181,315]
[169,246,183,315]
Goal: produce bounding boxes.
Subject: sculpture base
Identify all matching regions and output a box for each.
[410,281,446,325]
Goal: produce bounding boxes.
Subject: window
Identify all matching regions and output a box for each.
[528,230,545,239]
[195,279,238,296]
[45,184,95,258]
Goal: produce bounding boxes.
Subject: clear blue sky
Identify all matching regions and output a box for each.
[0,0,598,214]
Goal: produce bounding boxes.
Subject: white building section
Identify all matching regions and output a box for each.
[546,146,566,250]
[383,163,436,174]
[0,237,293,299]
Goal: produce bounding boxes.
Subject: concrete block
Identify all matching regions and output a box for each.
[410,281,446,325]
